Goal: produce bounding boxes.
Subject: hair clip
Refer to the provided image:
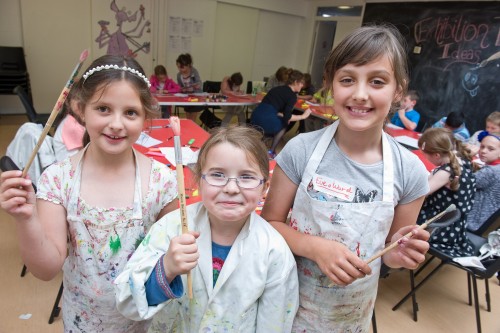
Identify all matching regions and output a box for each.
[421,142,426,151]
[82,64,151,88]
[478,130,500,142]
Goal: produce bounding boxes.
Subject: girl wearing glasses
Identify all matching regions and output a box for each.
[115,126,299,332]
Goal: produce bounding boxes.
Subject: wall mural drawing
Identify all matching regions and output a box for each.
[95,0,151,57]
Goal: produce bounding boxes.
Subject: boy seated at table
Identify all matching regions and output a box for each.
[432,111,471,142]
[390,90,420,131]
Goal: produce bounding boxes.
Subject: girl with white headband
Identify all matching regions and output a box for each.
[0,54,179,332]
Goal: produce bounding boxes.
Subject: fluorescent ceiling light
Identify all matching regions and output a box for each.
[338,6,353,9]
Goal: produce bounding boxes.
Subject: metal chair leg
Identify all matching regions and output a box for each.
[409,270,418,321]
[20,264,27,277]
[48,282,63,324]
[392,261,445,312]
[485,278,491,312]
[471,275,482,333]
[371,309,377,333]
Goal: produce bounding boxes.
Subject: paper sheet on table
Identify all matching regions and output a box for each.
[136,132,163,148]
[386,123,403,129]
[394,135,419,149]
[174,93,188,97]
[159,147,199,166]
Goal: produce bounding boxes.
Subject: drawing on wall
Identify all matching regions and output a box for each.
[95,0,151,57]
[462,51,500,97]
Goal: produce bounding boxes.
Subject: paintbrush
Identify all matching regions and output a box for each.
[365,204,457,264]
[328,204,456,287]
[169,116,193,299]
[22,49,89,178]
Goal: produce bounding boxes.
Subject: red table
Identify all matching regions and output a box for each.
[384,125,436,172]
[135,118,210,205]
[155,93,260,107]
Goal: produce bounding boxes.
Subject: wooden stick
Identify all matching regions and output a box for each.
[366,204,457,264]
[22,49,89,178]
[328,204,456,287]
[169,116,193,299]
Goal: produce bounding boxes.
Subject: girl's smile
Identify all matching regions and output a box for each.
[333,55,400,133]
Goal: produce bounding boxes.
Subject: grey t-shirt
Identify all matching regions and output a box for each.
[276,126,429,206]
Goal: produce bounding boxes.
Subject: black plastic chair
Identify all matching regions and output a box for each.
[393,209,498,333]
[13,85,50,126]
[392,208,462,321]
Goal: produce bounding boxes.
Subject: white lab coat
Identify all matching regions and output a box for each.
[114,202,299,332]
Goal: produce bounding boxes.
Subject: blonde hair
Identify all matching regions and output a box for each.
[418,128,473,191]
[486,111,500,127]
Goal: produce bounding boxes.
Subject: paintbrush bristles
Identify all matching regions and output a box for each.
[80,49,89,62]
[170,116,181,136]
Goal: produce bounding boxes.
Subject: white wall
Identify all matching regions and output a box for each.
[3,0,315,113]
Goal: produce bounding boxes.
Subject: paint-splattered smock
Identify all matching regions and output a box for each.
[285,122,397,332]
[114,202,299,332]
[36,148,177,332]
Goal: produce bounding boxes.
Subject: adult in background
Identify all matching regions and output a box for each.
[251,70,311,158]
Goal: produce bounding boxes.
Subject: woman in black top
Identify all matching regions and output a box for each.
[251,70,312,157]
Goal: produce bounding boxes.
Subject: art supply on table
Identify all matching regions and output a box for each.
[150,125,171,129]
[188,138,195,145]
[22,49,89,178]
[169,116,193,299]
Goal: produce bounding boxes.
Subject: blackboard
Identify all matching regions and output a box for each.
[363,2,500,133]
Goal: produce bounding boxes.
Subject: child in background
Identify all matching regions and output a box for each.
[417,127,476,257]
[432,111,471,141]
[220,72,246,126]
[265,66,291,92]
[261,25,430,332]
[115,126,299,332]
[466,131,500,232]
[305,76,336,132]
[467,111,500,155]
[176,53,204,121]
[390,90,420,131]
[149,65,180,95]
[0,55,179,332]
[149,65,180,118]
[298,73,315,101]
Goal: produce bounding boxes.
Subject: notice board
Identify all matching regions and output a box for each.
[363,2,500,133]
